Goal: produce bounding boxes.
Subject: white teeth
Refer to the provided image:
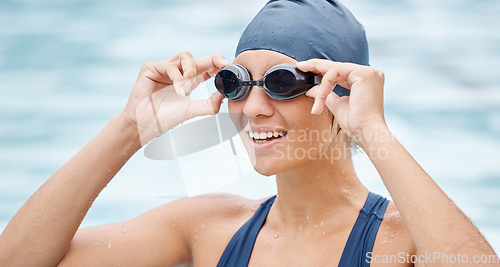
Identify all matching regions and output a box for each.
[248,131,286,140]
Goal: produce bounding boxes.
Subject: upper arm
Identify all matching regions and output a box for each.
[58,200,191,267]
[371,201,416,267]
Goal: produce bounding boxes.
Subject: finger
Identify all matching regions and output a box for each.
[184,68,220,96]
[297,60,358,86]
[142,61,183,86]
[311,69,339,115]
[178,51,197,78]
[184,74,204,95]
[186,91,224,119]
[325,92,349,127]
[195,54,231,75]
[305,84,321,98]
[296,60,323,73]
[158,62,186,97]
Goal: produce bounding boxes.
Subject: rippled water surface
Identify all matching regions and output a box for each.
[1,0,499,252]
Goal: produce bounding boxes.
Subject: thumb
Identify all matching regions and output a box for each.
[325,92,349,124]
[186,91,224,119]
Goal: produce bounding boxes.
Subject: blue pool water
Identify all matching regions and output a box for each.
[1,0,499,253]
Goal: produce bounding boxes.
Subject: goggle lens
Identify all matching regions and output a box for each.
[264,69,296,94]
[215,69,240,95]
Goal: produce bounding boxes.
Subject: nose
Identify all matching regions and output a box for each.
[242,86,274,118]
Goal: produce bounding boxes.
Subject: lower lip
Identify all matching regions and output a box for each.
[247,134,286,151]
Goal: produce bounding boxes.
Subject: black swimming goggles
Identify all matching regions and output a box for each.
[214,63,350,101]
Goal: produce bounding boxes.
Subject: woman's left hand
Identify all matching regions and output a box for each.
[296,59,387,144]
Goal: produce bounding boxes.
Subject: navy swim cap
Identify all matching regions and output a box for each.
[236,0,369,66]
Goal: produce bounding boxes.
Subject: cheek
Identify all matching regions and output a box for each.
[228,100,248,131]
[227,100,239,113]
[283,97,332,132]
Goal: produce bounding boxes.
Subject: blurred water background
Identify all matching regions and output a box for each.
[0,0,499,253]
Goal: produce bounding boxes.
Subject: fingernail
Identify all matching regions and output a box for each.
[184,80,192,91]
[296,61,310,67]
[179,86,186,96]
[311,102,318,114]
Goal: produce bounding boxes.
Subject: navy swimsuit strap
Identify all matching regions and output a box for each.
[217,195,277,267]
[217,193,389,267]
[338,192,390,267]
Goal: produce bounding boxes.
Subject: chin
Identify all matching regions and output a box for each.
[253,165,278,177]
[250,156,297,177]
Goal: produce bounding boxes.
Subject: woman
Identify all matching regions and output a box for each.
[0,0,497,266]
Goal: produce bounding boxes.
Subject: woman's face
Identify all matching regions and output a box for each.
[228,50,337,176]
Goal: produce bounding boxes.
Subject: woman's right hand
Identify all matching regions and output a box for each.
[121,51,230,145]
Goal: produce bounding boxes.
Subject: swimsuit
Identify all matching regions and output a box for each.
[217,192,389,267]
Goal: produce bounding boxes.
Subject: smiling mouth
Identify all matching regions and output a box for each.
[248,131,288,143]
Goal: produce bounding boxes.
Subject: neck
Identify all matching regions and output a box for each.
[273,146,369,232]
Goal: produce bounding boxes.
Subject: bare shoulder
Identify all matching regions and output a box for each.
[370,201,416,266]
[160,193,263,220]
[156,194,268,264]
[152,193,266,238]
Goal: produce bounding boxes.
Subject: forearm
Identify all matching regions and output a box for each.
[0,113,142,267]
[359,125,497,259]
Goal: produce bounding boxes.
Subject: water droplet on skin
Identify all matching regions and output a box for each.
[299,224,303,231]
[274,234,279,239]
[107,243,111,249]
[306,216,310,220]
[320,221,324,226]
[381,240,387,246]
[201,224,206,229]
[122,228,127,233]
[322,231,326,236]
[194,235,199,240]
